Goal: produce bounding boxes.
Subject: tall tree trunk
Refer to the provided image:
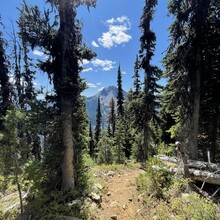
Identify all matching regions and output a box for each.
[143,123,148,161]
[189,64,200,160]
[188,0,210,160]
[61,94,75,190]
[59,0,75,190]
[210,106,219,162]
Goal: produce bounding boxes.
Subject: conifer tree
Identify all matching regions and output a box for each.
[97,131,114,164]
[107,97,116,137]
[95,96,102,146]
[17,14,36,106]
[133,55,141,97]
[113,120,126,163]
[117,64,124,117]
[0,22,11,130]
[89,120,95,159]
[139,0,162,161]
[163,0,214,160]
[19,0,96,190]
[199,0,220,161]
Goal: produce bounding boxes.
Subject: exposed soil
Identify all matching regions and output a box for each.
[96,167,145,220]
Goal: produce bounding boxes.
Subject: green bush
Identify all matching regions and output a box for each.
[168,193,219,220]
[25,190,87,220]
[136,157,172,199]
[136,157,220,220]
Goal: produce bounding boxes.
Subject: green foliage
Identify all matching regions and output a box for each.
[163,0,220,160]
[157,142,176,156]
[0,108,28,173]
[138,0,162,161]
[148,193,220,220]
[113,118,126,163]
[117,64,124,116]
[136,157,172,199]
[136,157,220,219]
[25,190,87,220]
[130,131,142,161]
[88,120,95,158]
[0,25,11,131]
[94,96,102,145]
[24,160,45,191]
[97,132,114,165]
[132,55,141,97]
[107,97,116,138]
[0,208,18,220]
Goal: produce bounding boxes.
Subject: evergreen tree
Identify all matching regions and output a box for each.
[95,96,102,146]
[113,119,126,163]
[0,109,27,218]
[17,15,36,107]
[163,0,215,160]
[133,55,141,97]
[97,131,114,164]
[0,21,11,130]
[19,0,96,190]
[139,0,162,161]
[107,97,116,137]
[117,64,124,116]
[199,0,220,161]
[89,120,95,159]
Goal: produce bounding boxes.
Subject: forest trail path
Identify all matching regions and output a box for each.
[96,167,145,220]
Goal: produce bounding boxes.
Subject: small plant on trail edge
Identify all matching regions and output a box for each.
[136,157,172,199]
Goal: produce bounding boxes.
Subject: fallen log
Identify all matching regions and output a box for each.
[167,167,220,185]
[152,165,220,185]
[156,142,220,186]
[157,155,220,172]
[190,169,220,185]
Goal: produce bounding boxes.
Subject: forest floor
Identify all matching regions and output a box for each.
[91,165,146,220]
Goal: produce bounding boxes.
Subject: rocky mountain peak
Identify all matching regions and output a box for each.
[85,86,127,127]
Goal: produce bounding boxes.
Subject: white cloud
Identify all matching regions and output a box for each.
[122,71,126,75]
[106,16,129,24]
[91,58,116,71]
[96,82,102,86]
[91,41,99,48]
[98,16,132,49]
[79,59,90,65]
[87,82,97,88]
[9,76,16,84]
[33,49,44,57]
[82,59,90,65]
[98,87,104,91]
[82,67,93,72]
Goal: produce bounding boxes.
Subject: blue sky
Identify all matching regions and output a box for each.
[0,0,172,97]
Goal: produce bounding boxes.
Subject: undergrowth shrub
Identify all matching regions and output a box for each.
[136,157,172,199]
[25,190,87,220]
[147,193,220,220]
[136,157,220,219]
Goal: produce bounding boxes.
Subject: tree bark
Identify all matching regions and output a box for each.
[188,52,200,160]
[188,0,210,160]
[59,0,75,190]
[210,105,218,162]
[61,94,75,190]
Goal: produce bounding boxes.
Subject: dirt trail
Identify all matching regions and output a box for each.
[96,167,145,220]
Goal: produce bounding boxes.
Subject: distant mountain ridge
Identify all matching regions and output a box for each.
[85,86,127,127]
